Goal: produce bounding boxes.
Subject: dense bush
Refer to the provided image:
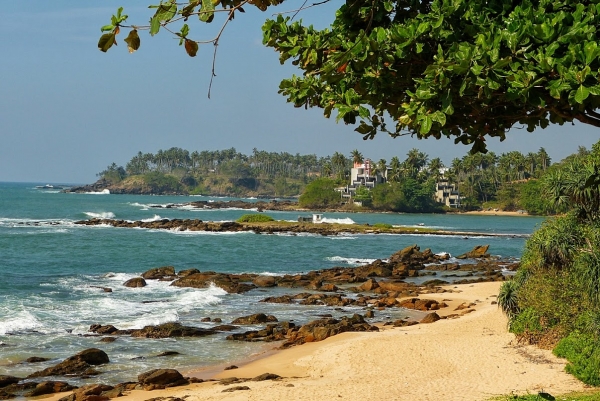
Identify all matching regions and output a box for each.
[298,178,341,208]
[236,214,275,223]
[142,172,183,193]
[554,332,600,386]
[500,140,600,385]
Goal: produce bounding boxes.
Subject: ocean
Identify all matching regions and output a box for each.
[0,182,544,386]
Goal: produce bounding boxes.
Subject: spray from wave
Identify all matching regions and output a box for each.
[84,212,116,219]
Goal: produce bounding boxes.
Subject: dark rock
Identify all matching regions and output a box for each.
[137,369,187,389]
[224,365,238,371]
[420,312,441,324]
[141,266,176,280]
[0,376,20,388]
[177,268,200,278]
[123,277,146,288]
[99,337,116,343]
[25,357,50,363]
[222,386,250,393]
[131,323,216,338]
[456,245,490,259]
[251,373,280,381]
[285,314,377,346]
[27,348,109,379]
[213,325,238,331]
[89,325,118,335]
[231,314,278,325]
[259,295,295,304]
[155,351,180,357]
[24,381,76,397]
[252,276,277,287]
[171,273,256,294]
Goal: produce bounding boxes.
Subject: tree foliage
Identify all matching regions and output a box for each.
[298,177,341,208]
[101,1,600,152]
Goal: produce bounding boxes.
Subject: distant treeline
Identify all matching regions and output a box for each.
[97,145,595,213]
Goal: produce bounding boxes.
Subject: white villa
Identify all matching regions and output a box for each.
[337,159,462,207]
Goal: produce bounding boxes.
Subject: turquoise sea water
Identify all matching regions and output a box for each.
[0,182,545,385]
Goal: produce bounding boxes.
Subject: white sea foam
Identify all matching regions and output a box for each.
[0,310,44,335]
[84,189,110,195]
[84,212,116,219]
[325,256,377,265]
[129,202,150,210]
[320,217,355,224]
[141,215,163,223]
[165,229,253,236]
[0,217,75,229]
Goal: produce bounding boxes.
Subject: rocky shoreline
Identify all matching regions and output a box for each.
[73,217,529,238]
[0,244,515,400]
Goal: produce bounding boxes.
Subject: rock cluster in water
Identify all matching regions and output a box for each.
[0,244,516,400]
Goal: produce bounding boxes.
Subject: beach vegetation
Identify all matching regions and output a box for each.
[236,214,275,223]
[499,139,600,385]
[373,223,393,229]
[298,178,341,208]
[142,172,183,193]
[493,390,600,401]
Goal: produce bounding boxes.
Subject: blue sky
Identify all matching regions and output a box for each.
[1,1,598,184]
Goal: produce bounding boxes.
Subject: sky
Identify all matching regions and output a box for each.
[1,1,599,184]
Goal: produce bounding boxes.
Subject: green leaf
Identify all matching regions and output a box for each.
[376,27,386,43]
[587,85,600,96]
[180,24,190,38]
[153,2,177,23]
[199,0,215,23]
[432,111,446,126]
[101,24,115,33]
[150,16,161,36]
[124,29,140,53]
[420,115,433,134]
[98,33,116,52]
[358,106,370,119]
[575,85,590,104]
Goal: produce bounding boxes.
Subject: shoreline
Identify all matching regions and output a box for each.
[40,282,591,401]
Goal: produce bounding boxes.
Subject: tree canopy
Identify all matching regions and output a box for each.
[100,0,600,152]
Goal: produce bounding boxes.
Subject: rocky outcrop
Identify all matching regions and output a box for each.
[231,314,278,325]
[137,369,188,390]
[27,349,109,378]
[420,312,441,324]
[170,272,256,294]
[123,277,146,288]
[24,381,76,397]
[456,245,490,259]
[141,266,176,280]
[0,377,20,388]
[130,323,216,338]
[284,314,378,347]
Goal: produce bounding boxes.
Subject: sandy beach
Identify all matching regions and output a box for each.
[43,281,591,401]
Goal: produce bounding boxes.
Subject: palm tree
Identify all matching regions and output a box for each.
[350,149,364,166]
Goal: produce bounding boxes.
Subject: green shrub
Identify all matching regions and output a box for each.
[236,214,275,223]
[298,178,341,208]
[143,172,183,193]
[498,280,520,321]
[373,223,393,229]
[554,332,600,386]
[510,307,543,334]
